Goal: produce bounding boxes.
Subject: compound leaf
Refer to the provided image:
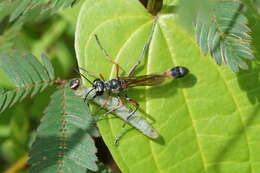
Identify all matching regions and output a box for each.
[195,0,254,72]
[28,83,98,173]
[0,0,79,22]
[0,52,54,113]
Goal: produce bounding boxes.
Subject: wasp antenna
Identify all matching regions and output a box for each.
[78,67,100,78]
[78,67,91,73]
[73,68,93,85]
[78,67,86,71]
[163,66,189,78]
[99,74,105,81]
[84,88,95,102]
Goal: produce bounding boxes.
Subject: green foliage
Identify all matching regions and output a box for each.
[76,0,260,172]
[0,52,55,113]
[92,163,113,173]
[0,0,79,22]
[0,50,99,172]
[0,1,89,172]
[0,0,259,172]
[255,0,260,14]
[28,83,98,172]
[195,0,254,72]
[0,0,80,52]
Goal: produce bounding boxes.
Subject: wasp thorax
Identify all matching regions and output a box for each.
[108,79,121,89]
[104,78,122,93]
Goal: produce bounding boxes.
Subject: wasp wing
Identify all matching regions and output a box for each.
[120,74,165,88]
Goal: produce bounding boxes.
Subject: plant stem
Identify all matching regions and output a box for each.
[3,155,28,173]
[147,0,163,15]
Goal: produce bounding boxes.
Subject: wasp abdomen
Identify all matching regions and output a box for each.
[163,66,189,78]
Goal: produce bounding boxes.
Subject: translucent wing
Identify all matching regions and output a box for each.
[120,74,165,88]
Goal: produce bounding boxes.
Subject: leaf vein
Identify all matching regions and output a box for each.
[159,21,208,172]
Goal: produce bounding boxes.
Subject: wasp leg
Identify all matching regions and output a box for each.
[99,73,105,81]
[118,92,140,120]
[94,94,111,121]
[126,98,140,120]
[94,34,125,73]
[113,95,140,146]
[120,93,140,119]
[128,18,157,76]
[114,123,127,146]
[96,97,125,122]
[116,63,119,78]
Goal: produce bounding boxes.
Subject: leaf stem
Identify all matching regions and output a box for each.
[147,0,163,15]
[3,155,28,173]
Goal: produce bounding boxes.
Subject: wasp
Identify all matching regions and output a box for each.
[71,20,189,144]
[70,79,160,143]
[71,34,189,123]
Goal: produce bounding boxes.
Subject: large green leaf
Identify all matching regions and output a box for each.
[75,0,260,172]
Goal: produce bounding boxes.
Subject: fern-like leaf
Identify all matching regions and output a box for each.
[0,51,55,113]
[0,0,79,22]
[196,0,254,72]
[28,83,98,173]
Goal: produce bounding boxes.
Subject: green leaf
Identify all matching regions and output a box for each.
[256,2,260,15]
[0,51,55,113]
[91,163,113,173]
[10,105,29,145]
[59,0,83,28]
[76,0,260,172]
[41,53,55,80]
[28,84,98,172]
[195,0,254,72]
[0,87,4,94]
[9,0,32,22]
[0,0,79,22]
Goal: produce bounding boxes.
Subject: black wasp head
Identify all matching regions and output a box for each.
[93,78,105,96]
[70,79,81,90]
[168,66,189,78]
